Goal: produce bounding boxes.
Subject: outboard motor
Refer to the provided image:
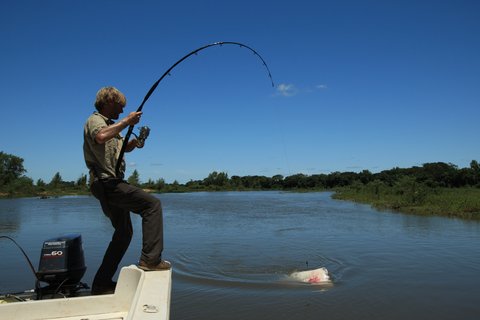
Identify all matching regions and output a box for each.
[35,234,87,298]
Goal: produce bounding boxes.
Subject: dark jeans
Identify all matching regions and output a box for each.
[90,179,164,288]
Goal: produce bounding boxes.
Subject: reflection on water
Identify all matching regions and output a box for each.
[1,192,480,320]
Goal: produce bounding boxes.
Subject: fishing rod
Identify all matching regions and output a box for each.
[115,41,275,177]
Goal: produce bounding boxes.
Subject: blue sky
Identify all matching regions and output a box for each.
[1,0,479,183]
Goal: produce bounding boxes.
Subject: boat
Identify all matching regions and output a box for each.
[0,234,172,320]
[0,265,172,320]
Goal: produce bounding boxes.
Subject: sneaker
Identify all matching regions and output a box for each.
[138,259,171,271]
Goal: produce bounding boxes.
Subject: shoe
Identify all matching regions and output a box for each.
[91,280,117,295]
[138,259,171,271]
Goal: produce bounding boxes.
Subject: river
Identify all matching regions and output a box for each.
[1,191,479,319]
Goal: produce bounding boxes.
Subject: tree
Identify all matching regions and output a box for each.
[283,173,308,189]
[0,151,26,186]
[271,174,284,188]
[5,176,34,195]
[35,178,46,192]
[358,170,373,185]
[185,179,202,190]
[470,160,480,186]
[203,171,229,187]
[420,162,458,187]
[155,178,166,190]
[143,178,156,189]
[230,175,243,188]
[76,174,87,188]
[241,175,266,189]
[325,172,343,188]
[470,160,480,172]
[49,172,63,188]
[128,169,140,186]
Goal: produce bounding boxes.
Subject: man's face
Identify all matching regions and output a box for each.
[111,103,125,120]
[103,102,125,120]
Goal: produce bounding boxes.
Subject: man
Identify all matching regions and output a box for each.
[83,86,170,295]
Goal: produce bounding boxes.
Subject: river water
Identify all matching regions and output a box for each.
[0,191,479,319]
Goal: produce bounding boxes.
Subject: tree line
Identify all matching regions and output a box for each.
[2,150,480,198]
[0,151,86,197]
[150,161,480,192]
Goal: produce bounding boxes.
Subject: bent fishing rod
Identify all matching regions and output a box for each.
[115,41,274,177]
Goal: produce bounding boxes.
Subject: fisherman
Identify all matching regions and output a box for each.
[83,86,170,295]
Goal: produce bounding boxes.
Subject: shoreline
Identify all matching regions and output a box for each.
[333,187,480,220]
[2,188,479,221]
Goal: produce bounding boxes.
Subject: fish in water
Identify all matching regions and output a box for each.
[290,267,331,284]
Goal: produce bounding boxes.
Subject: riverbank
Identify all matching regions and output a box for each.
[0,189,90,199]
[2,184,480,220]
[333,186,480,220]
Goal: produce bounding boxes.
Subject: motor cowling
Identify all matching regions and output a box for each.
[36,234,86,287]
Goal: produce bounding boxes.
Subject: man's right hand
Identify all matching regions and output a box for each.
[122,111,143,126]
[95,111,143,144]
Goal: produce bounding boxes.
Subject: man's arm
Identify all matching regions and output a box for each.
[95,111,142,144]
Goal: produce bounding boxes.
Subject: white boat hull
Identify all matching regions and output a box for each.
[0,265,172,320]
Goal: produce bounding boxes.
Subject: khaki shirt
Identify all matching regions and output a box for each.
[83,112,125,180]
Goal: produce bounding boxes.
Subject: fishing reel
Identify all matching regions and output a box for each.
[133,126,150,148]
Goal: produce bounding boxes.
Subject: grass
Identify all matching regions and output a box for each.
[333,186,480,220]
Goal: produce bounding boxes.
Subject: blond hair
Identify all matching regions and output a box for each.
[94,87,127,111]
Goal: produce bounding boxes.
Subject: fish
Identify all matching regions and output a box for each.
[289,267,331,284]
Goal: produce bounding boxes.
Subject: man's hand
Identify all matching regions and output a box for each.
[135,126,150,148]
[121,111,143,126]
[95,111,143,144]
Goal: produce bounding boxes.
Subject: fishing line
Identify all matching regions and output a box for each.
[277,118,292,177]
[0,236,38,280]
[267,96,292,177]
[115,41,275,177]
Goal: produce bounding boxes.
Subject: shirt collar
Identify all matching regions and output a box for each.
[94,111,114,125]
